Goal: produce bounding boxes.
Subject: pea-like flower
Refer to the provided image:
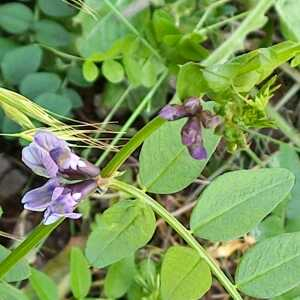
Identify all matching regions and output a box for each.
[22,131,100,179]
[159,98,219,160]
[21,131,100,224]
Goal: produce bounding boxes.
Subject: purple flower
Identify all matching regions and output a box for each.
[159,97,219,160]
[22,178,97,224]
[21,131,100,225]
[22,131,100,179]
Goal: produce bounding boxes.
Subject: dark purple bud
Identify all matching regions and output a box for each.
[67,180,98,201]
[159,104,188,121]
[183,97,201,115]
[50,147,100,179]
[181,117,201,146]
[187,143,208,160]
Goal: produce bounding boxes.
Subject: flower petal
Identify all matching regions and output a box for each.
[159,105,188,121]
[34,131,68,152]
[22,144,58,177]
[183,97,201,115]
[22,179,59,211]
[187,143,207,160]
[181,117,201,146]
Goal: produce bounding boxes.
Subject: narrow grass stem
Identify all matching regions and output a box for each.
[96,70,168,167]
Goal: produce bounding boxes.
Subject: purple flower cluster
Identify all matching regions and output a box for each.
[159,98,219,160]
[21,131,100,225]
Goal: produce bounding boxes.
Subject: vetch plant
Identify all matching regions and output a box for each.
[2,1,300,300]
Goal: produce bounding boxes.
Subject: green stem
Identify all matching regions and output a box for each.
[110,179,243,300]
[83,85,132,160]
[96,70,168,167]
[101,116,165,177]
[194,0,230,32]
[0,221,62,279]
[203,0,276,66]
[267,106,300,148]
[196,11,249,35]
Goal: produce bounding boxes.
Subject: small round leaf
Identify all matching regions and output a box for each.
[1,45,42,85]
[0,3,33,34]
[102,59,124,83]
[20,72,61,99]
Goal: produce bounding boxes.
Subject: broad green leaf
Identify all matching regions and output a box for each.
[177,63,208,99]
[0,245,30,282]
[35,93,72,117]
[86,200,156,268]
[102,59,124,83]
[0,282,29,300]
[61,88,83,109]
[33,20,71,48]
[190,168,295,241]
[70,247,91,299]
[160,246,212,300]
[20,72,61,99]
[278,144,300,231]
[236,232,300,298]
[276,0,300,42]
[83,61,99,82]
[0,38,18,63]
[1,45,42,85]
[29,268,59,300]
[0,3,33,34]
[139,119,219,194]
[104,255,136,298]
[38,0,76,17]
[141,57,159,88]
[253,215,285,242]
[0,206,2,218]
[274,285,300,300]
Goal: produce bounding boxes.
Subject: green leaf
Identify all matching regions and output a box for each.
[0,206,2,218]
[0,282,29,300]
[123,55,143,86]
[0,3,33,34]
[236,232,300,298]
[70,247,91,299]
[38,0,76,17]
[160,246,212,300]
[102,59,125,83]
[83,60,99,82]
[75,0,131,57]
[86,200,156,268]
[276,0,300,42]
[190,168,295,241]
[177,63,208,99]
[278,144,300,232]
[35,93,72,117]
[104,255,136,298]
[139,119,219,194]
[61,88,83,109]
[0,38,18,63]
[20,72,61,99]
[2,117,21,135]
[29,268,59,300]
[67,65,92,88]
[0,245,30,282]
[254,215,285,242]
[33,20,71,48]
[1,44,42,85]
